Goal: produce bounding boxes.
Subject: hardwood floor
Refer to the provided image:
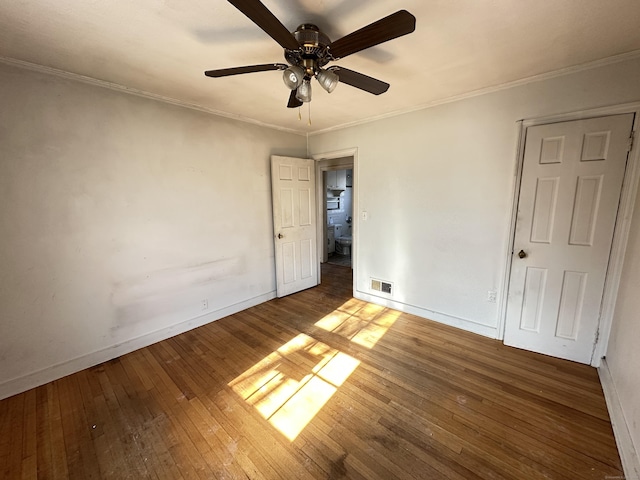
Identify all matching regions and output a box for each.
[0,263,623,479]
[327,253,351,268]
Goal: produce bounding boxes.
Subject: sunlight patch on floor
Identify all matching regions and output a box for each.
[229,333,360,441]
[316,301,400,349]
[229,300,399,441]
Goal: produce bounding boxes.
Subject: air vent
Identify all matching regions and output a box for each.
[371,278,393,295]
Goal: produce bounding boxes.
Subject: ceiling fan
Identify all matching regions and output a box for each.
[204,0,416,108]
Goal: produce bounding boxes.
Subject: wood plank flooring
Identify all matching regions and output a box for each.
[326,254,351,268]
[0,264,623,479]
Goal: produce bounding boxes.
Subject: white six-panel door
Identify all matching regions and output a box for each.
[271,155,318,298]
[504,114,634,363]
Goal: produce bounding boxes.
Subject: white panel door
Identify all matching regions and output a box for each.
[504,114,634,363]
[271,155,318,297]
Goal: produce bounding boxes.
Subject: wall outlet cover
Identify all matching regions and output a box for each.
[487,290,497,303]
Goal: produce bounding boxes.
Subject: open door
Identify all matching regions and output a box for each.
[271,155,318,297]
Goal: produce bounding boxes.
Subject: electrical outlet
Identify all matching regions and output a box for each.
[487,290,497,303]
[201,299,209,310]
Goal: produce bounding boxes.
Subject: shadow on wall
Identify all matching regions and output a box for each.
[111,257,246,332]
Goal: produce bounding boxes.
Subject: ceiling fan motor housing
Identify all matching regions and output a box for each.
[285,24,332,76]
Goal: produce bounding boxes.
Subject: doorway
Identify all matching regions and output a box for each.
[503,113,635,364]
[325,167,353,268]
[314,150,357,290]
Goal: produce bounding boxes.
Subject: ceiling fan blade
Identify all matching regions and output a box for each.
[227,0,300,50]
[331,67,389,95]
[204,63,287,78]
[287,89,303,108]
[329,10,416,60]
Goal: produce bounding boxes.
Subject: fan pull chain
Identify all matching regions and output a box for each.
[298,107,302,121]
[308,102,311,126]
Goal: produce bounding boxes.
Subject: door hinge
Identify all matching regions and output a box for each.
[629,130,635,152]
[590,327,601,363]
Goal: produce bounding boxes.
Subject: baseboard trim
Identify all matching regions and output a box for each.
[354,290,498,339]
[0,291,276,400]
[598,359,640,480]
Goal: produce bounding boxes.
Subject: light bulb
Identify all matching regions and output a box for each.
[282,65,304,90]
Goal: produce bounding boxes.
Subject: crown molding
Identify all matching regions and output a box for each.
[0,56,306,137]
[3,49,640,139]
[308,49,640,137]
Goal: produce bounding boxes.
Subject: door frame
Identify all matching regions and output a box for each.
[312,147,358,293]
[499,102,640,366]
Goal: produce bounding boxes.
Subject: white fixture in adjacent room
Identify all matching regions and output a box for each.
[334,223,352,256]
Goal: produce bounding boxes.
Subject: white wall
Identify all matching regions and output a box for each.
[309,57,640,338]
[0,62,306,399]
[606,184,640,477]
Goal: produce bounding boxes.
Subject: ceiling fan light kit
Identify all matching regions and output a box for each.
[296,79,312,103]
[283,65,304,89]
[316,69,339,94]
[205,0,416,109]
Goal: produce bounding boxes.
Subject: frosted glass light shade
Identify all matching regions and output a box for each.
[283,66,304,90]
[316,69,339,93]
[296,80,312,103]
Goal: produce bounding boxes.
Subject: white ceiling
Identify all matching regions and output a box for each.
[2,0,640,134]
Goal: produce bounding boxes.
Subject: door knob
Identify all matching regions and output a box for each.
[518,249,527,259]
[278,233,284,239]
